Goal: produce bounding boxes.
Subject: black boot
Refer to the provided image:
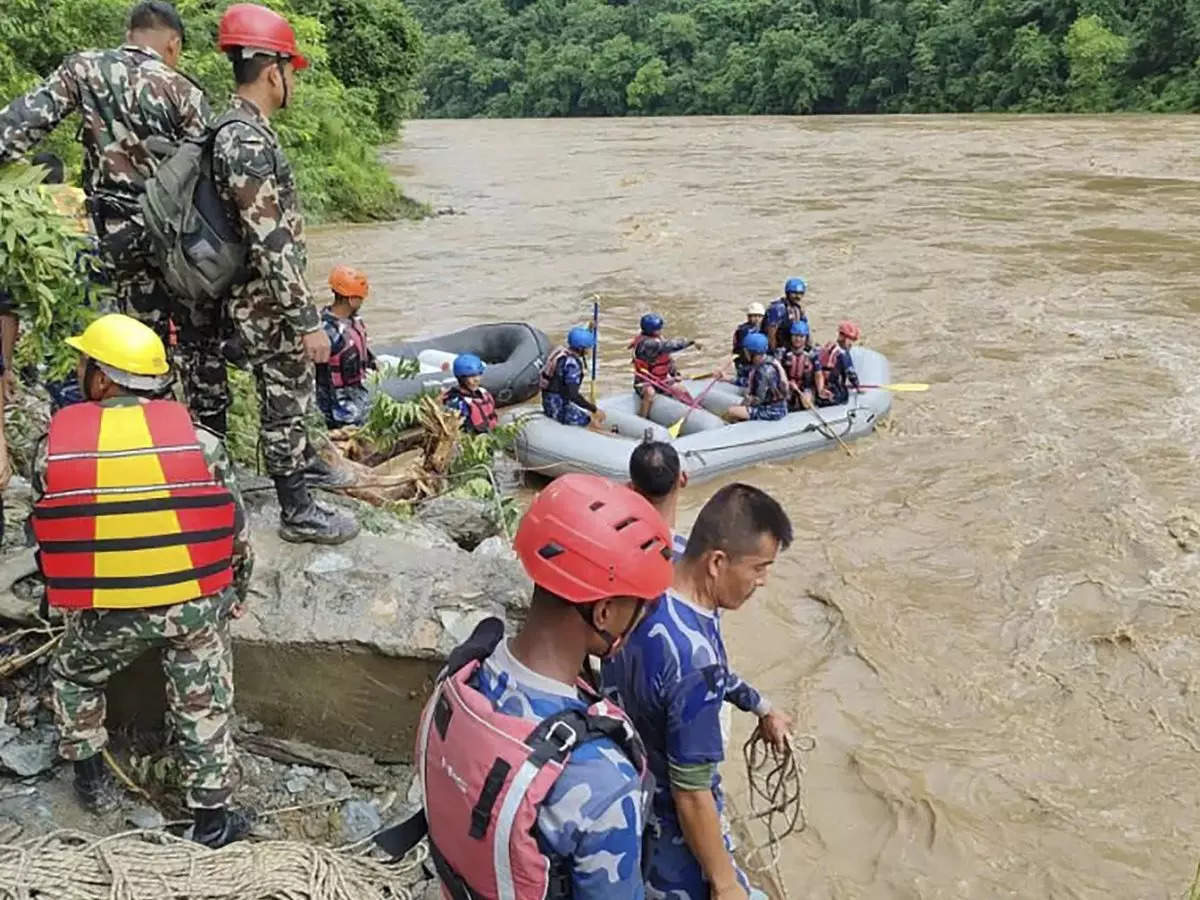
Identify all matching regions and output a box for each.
[191,806,254,849]
[73,754,122,814]
[197,410,228,437]
[301,452,357,489]
[274,471,360,545]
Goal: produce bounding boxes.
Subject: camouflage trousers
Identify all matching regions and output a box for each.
[114,268,230,425]
[50,590,238,810]
[230,294,316,477]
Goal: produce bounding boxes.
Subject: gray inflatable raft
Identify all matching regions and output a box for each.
[373,323,550,406]
[505,348,892,484]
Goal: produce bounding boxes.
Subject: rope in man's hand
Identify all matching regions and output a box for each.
[739,726,816,898]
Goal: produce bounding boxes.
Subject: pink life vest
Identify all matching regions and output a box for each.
[375,618,648,900]
[329,316,370,388]
[537,347,572,393]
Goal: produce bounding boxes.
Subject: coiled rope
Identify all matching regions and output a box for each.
[0,828,428,900]
[737,729,816,899]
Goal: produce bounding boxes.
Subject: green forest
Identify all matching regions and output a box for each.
[406,0,1200,117]
[0,0,424,222]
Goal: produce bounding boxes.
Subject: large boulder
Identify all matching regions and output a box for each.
[415,495,502,550]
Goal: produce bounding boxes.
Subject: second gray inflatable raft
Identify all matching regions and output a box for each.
[505,348,892,484]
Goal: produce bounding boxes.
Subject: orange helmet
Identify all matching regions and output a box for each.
[329,265,369,300]
[838,320,861,341]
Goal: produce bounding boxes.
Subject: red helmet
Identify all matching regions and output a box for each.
[838,320,861,341]
[218,4,309,70]
[514,474,674,604]
[329,265,369,299]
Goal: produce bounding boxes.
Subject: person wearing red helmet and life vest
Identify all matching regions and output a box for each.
[631,313,699,419]
[31,314,253,849]
[208,3,358,545]
[778,320,817,411]
[725,332,788,422]
[315,265,376,428]
[442,353,497,434]
[815,320,863,407]
[374,473,675,900]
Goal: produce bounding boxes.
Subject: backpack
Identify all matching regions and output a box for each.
[140,109,267,307]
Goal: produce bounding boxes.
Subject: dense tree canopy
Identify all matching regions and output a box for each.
[407,0,1200,116]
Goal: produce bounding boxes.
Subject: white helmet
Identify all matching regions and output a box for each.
[746,302,766,316]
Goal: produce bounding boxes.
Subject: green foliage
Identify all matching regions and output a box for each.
[225,365,262,469]
[0,0,425,223]
[0,165,100,379]
[409,0,1200,116]
[357,390,426,456]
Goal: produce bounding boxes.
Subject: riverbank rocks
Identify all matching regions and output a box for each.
[415,495,502,550]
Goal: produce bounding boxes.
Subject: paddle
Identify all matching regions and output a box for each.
[589,299,599,404]
[799,391,853,458]
[668,365,729,437]
[859,382,929,392]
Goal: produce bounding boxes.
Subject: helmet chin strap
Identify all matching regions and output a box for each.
[578,600,646,658]
[276,57,290,109]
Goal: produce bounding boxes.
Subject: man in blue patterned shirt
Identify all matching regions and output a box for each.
[603,484,794,900]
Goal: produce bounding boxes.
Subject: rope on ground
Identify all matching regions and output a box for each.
[736,729,816,899]
[0,828,428,900]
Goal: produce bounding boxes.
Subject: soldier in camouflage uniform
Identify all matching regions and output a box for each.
[209,3,358,545]
[30,314,253,848]
[0,2,229,433]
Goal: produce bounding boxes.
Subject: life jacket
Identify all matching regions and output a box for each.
[443,385,498,433]
[373,617,648,900]
[31,400,236,610]
[749,357,788,405]
[328,315,370,388]
[732,321,756,357]
[630,334,675,387]
[818,342,847,380]
[782,348,813,385]
[538,347,573,395]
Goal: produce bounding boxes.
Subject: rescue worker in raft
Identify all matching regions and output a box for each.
[31,314,253,847]
[540,325,606,428]
[815,320,863,407]
[378,474,674,899]
[725,332,788,422]
[442,353,497,434]
[315,265,376,429]
[731,302,764,386]
[778,320,817,411]
[761,277,808,352]
[632,313,698,419]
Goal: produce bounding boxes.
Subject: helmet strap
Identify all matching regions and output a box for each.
[277,57,290,109]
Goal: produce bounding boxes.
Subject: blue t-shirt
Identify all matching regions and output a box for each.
[472,640,647,899]
[600,591,765,827]
[763,298,807,333]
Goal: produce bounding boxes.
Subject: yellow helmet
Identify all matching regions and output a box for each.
[66,314,171,390]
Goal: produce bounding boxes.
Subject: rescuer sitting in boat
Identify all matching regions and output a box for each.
[30,314,253,848]
[375,473,674,899]
[777,320,818,411]
[539,325,606,428]
[731,302,765,386]
[441,353,497,434]
[316,264,376,428]
[631,313,698,419]
[815,320,863,407]
[725,332,788,422]
[761,277,808,352]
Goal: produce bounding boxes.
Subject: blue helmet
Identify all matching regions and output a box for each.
[743,332,769,355]
[789,320,810,337]
[784,277,807,296]
[453,353,485,378]
[640,313,664,335]
[567,326,595,351]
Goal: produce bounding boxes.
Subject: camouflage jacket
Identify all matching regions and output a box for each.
[31,396,254,601]
[212,96,319,338]
[0,44,211,213]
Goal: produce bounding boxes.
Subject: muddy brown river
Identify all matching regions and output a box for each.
[311,116,1200,899]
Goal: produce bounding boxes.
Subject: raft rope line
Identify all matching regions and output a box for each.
[736,729,816,900]
[0,827,428,900]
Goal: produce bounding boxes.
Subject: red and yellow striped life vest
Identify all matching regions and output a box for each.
[31,400,236,610]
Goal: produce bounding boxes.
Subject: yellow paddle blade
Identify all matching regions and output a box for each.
[667,418,683,438]
[879,382,929,392]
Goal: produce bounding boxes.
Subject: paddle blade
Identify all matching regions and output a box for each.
[668,418,683,438]
[862,382,930,392]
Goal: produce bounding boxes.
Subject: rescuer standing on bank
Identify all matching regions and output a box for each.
[30,314,253,848]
